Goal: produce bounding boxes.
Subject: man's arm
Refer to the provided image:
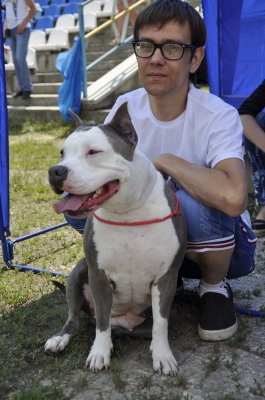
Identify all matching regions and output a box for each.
[153,154,248,217]
[17,0,37,33]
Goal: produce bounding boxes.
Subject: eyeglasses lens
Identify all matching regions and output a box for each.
[134,42,184,60]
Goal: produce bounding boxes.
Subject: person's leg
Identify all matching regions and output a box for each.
[244,112,265,235]
[176,188,256,341]
[128,0,138,26]
[10,28,21,94]
[64,212,87,235]
[13,27,32,93]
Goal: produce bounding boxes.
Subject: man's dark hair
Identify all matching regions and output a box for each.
[133,0,206,47]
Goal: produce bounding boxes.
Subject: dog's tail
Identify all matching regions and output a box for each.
[51,279,66,294]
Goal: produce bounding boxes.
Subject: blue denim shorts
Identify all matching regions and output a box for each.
[176,188,257,279]
[64,186,257,279]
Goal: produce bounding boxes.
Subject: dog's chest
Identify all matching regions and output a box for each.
[92,218,179,290]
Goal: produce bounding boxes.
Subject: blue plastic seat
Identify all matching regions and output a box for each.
[51,0,67,5]
[34,16,55,30]
[61,2,79,15]
[37,0,50,7]
[42,4,62,19]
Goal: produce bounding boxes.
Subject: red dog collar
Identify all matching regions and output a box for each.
[93,195,181,226]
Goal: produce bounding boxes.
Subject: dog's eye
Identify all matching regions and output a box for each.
[60,149,64,158]
[86,149,101,156]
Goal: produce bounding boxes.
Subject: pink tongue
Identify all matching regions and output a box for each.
[53,194,88,214]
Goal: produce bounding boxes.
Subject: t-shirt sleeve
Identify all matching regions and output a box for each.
[206,107,244,168]
[238,80,265,116]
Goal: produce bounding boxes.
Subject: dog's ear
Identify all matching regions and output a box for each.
[68,109,84,127]
[107,102,137,146]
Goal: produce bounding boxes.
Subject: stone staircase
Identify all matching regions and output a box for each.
[5,21,139,124]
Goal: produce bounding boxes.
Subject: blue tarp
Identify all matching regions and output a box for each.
[56,38,83,122]
[202,0,265,108]
[0,6,10,236]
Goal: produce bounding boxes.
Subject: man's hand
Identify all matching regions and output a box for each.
[17,23,26,34]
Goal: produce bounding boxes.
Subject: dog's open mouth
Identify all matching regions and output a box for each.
[53,180,120,216]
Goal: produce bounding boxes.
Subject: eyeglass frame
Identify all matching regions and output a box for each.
[132,40,198,61]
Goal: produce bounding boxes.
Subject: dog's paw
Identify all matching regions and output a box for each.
[85,348,111,372]
[44,334,70,353]
[85,328,113,372]
[150,342,178,376]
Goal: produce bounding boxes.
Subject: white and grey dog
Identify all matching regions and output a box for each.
[45,102,186,375]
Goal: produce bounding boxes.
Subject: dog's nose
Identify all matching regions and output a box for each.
[49,165,68,179]
[48,165,69,193]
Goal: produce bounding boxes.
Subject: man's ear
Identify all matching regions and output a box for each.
[190,47,205,74]
[107,102,138,146]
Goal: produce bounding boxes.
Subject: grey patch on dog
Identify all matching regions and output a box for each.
[84,218,113,332]
[156,184,187,319]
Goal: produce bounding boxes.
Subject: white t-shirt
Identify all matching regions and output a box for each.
[5,0,30,29]
[104,85,244,169]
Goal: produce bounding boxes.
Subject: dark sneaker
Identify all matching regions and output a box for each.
[21,91,31,100]
[198,282,238,341]
[12,90,23,98]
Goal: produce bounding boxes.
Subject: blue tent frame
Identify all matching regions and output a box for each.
[0,7,68,276]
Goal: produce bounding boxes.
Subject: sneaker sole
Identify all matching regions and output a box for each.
[198,319,238,341]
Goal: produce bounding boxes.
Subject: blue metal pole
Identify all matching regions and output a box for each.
[79,3,87,98]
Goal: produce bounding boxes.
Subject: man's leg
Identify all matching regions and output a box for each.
[176,189,247,341]
[64,212,87,235]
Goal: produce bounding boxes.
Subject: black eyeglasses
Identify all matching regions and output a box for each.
[132,40,197,61]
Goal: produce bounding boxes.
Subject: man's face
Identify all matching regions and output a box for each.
[136,21,200,98]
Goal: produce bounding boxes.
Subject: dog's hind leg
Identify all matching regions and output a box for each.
[45,258,89,353]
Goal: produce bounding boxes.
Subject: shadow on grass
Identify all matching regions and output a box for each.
[0,282,94,400]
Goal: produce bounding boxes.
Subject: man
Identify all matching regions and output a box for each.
[65,0,256,341]
[4,0,36,99]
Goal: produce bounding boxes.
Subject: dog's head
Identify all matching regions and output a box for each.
[48,102,138,218]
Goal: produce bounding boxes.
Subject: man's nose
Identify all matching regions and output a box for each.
[150,47,166,63]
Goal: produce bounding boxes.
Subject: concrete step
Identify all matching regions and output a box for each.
[7,94,59,107]
[33,82,61,95]
[7,104,110,124]
[7,105,64,123]
[31,72,63,84]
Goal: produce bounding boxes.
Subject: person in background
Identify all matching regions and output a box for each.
[4,0,36,99]
[239,80,265,237]
[65,0,256,342]
[111,0,137,45]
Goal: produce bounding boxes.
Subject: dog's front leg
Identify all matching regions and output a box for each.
[150,281,178,376]
[85,268,113,372]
